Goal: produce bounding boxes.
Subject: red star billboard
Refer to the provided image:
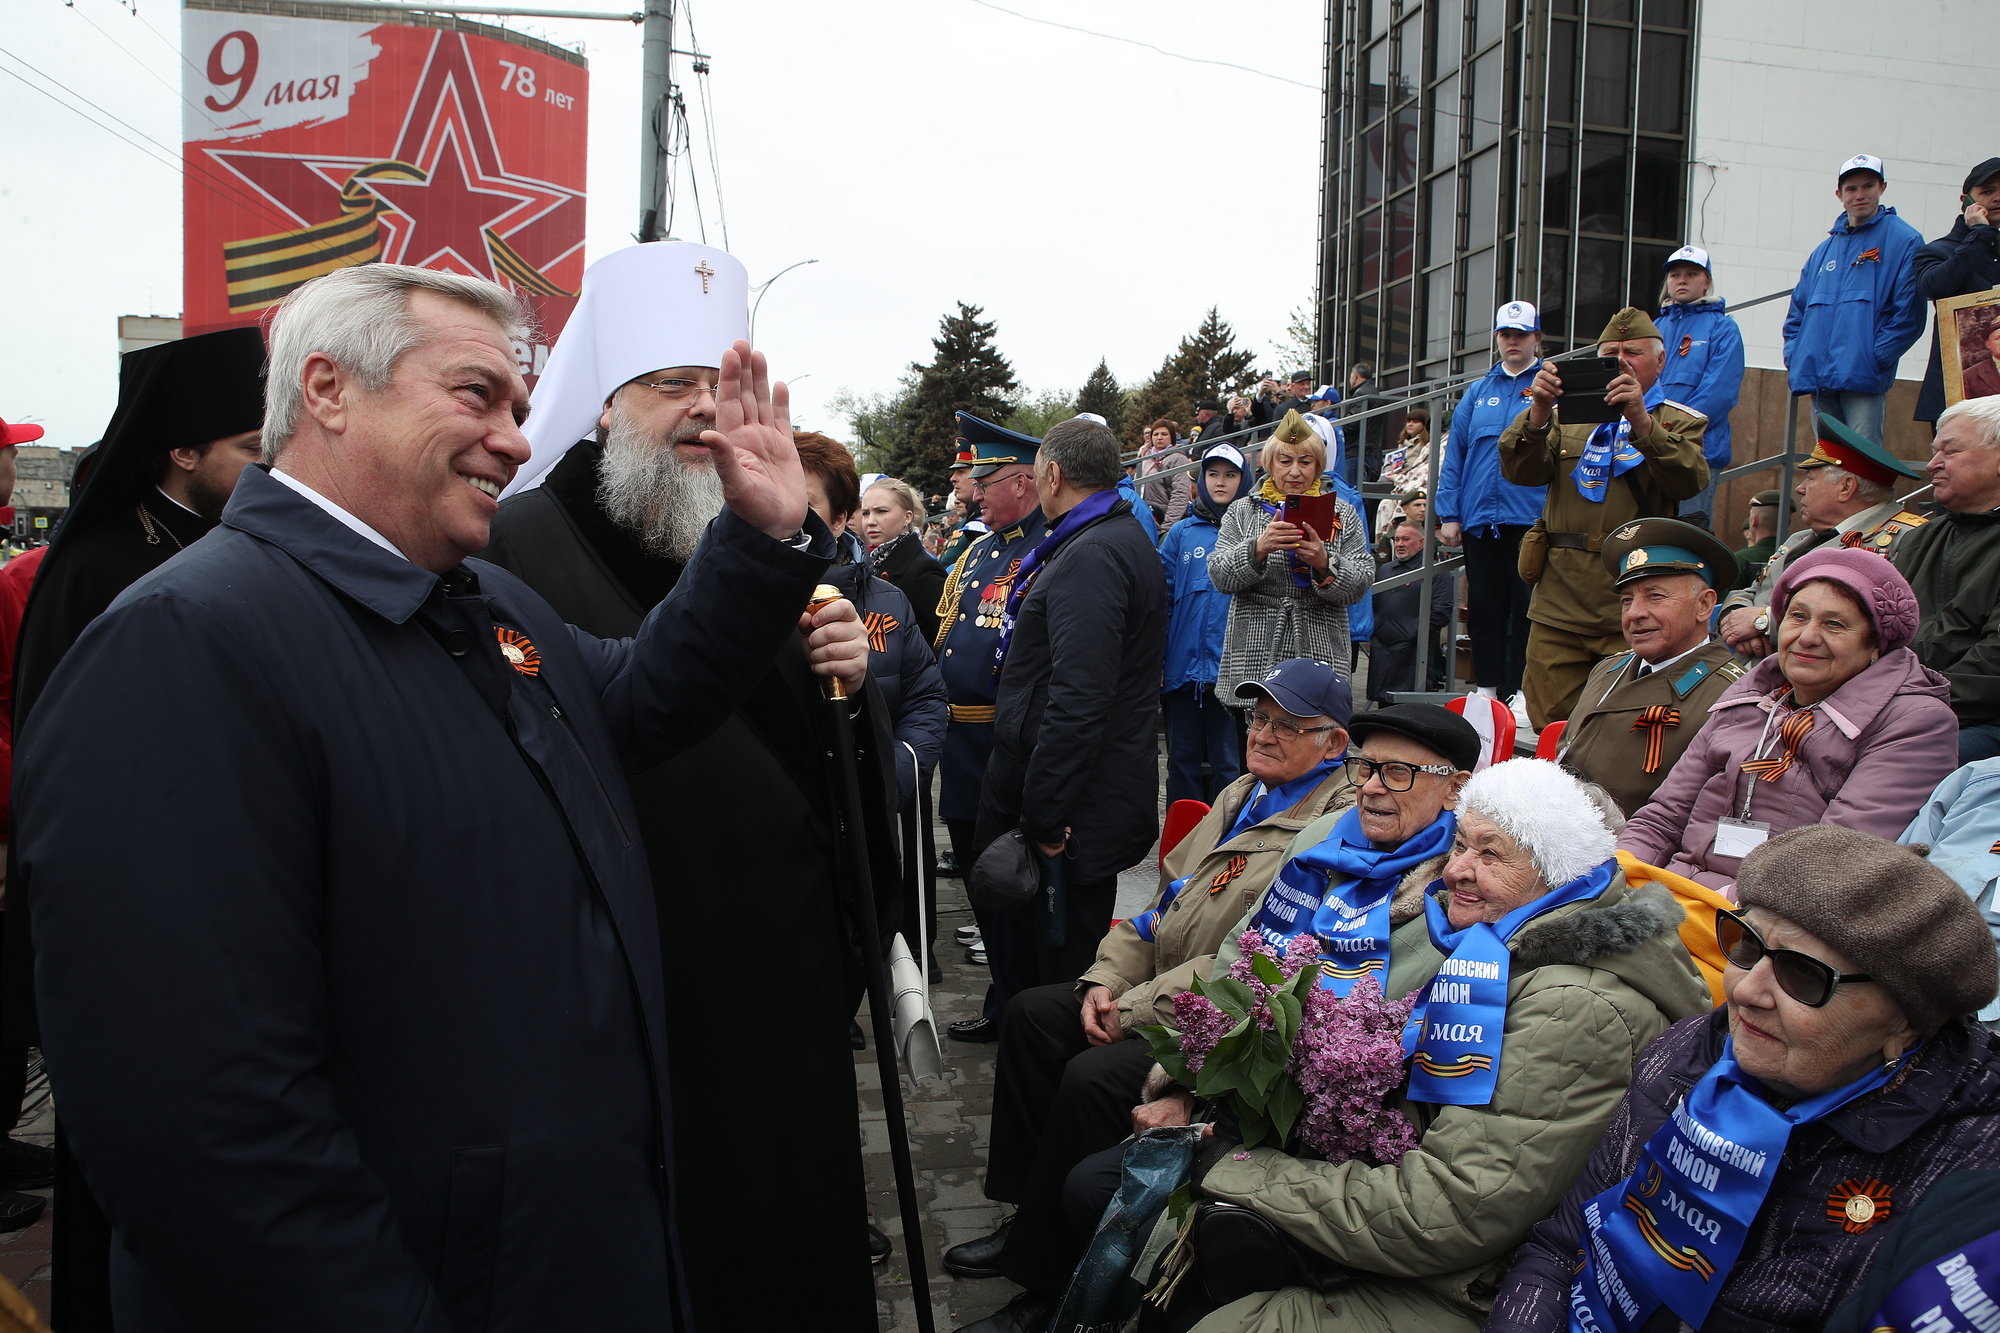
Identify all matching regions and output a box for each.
[182,1,588,387]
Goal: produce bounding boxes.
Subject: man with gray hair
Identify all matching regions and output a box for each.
[975,415,1167,1012]
[1894,396,2000,761]
[1718,413,1928,658]
[15,261,865,1331]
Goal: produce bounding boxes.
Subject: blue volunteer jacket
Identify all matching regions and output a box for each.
[1435,360,1548,534]
[1159,503,1230,692]
[1654,298,1745,471]
[1783,205,1927,395]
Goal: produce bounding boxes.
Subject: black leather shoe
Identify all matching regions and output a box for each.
[0,1191,44,1235]
[946,1016,999,1043]
[935,850,962,879]
[849,1020,866,1050]
[953,1290,1056,1333]
[941,1218,1011,1279]
[0,1139,51,1192]
[867,1222,892,1265]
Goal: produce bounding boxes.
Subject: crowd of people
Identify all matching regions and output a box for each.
[0,149,1990,1333]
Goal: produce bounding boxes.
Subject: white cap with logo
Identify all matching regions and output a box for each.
[1493,301,1540,332]
[1838,153,1887,182]
[1664,245,1711,271]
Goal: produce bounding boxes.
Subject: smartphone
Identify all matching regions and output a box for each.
[1553,356,1626,425]
[1282,493,1342,538]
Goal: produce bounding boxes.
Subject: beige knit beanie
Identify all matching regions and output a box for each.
[1735,825,1998,1034]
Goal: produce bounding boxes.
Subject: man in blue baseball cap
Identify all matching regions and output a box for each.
[1654,245,1745,531]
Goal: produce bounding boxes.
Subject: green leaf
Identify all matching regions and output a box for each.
[1167,1181,1194,1225]
[1270,990,1303,1051]
[1205,977,1256,1023]
[1245,1028,1290,1102]
[1138,1025,1194,1085]
[1250,951,1285,987]
[1268,1078,1306,1147]
[1195,1059,1245,1101]
[1291,962,1323,997]
[1238,1107,1271,1150]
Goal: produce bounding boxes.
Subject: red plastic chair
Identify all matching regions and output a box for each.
[1445,694,1517,773]
[1535,720,1567,760]
[1159,799,1211,867]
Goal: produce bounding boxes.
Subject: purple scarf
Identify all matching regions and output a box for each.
[990,488,1123,679]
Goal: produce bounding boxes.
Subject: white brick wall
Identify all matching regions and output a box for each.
[1688,0,2000,375]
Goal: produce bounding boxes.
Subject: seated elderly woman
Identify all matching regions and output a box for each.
[1620,546,1958,894]
[1488,824,2000,1333]
[1209,410,1373,705]
[947,659,1359,1321]
[1096,752,1712,1333]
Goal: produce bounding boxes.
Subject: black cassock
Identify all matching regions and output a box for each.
[484,440,895,1333]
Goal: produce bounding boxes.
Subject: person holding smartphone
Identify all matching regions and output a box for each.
[1914,157,2000,428]
[1498,307,1710,730]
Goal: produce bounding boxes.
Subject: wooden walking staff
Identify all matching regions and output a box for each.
[807,585,937,1333]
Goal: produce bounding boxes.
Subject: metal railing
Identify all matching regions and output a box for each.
[1108,284,1806,697]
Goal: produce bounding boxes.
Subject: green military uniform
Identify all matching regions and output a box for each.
[1498,308,1710,729]
[1718,415,1930,619]
[1559,517,1746,814]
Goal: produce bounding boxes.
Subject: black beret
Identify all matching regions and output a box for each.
[1346,703,1482,773]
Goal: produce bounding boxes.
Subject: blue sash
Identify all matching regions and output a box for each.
[1226,760,1341,843]
[1250,809,1456,995]
[1403,859,1615,1106]
[1130,762,1341,944]
[1571,383,1665,502]
[1569,1038,1916,1333]
[1867,1224,2000,1332]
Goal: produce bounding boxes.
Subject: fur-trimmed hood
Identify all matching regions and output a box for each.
[1506,871,1712,1022]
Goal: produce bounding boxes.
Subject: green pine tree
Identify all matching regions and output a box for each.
[1006,387,1078,440]
[897,302,1020,496]
[1122,308,1261,453]
[1075,359,1126,438]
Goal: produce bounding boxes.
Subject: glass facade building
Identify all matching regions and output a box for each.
[1318,0,1698,391]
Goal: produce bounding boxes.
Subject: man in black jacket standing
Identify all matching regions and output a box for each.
[1915,158,2000,428]
[16,262,866,1332]
[975,416,1167,1006]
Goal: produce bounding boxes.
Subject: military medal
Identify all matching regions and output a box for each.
[1825,1179,1892,1234]
[495,626,541,676]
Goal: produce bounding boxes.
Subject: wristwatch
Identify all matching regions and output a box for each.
[1753,611,1770,634]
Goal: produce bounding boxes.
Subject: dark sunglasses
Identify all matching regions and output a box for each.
[1715,909,1875,1008]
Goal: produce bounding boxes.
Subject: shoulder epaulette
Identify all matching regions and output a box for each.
[1661,399,1708,421]
[1595,651,1635,680]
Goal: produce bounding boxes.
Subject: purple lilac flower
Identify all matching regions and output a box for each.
[1280,930,1320,979]
[1288,977,1420,1165]
[1171,990,1234,1074]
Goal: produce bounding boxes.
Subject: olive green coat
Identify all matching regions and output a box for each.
[1188,858,1711,1333]
[1081,769,1356,1031]
[1498,404,1709,637]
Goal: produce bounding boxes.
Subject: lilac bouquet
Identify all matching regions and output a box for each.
[1139,930,1420,1163]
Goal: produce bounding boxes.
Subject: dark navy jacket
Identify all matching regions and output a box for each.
[1915,217,2000,422]
[16,466,828,1333]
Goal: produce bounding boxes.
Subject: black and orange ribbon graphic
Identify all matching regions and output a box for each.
[1840,530,1869,548]
[1741,709,1815,783]
[221,160,573,314]
[1208,854,1248,895]
[1630,705,1681,773]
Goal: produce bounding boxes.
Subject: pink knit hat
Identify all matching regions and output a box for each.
[1771,547,1921,653]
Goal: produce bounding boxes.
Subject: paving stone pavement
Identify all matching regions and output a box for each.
[0,1064,55,1322]
[864,814,1163,1333]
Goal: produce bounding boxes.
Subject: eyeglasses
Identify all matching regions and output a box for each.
[1342,756,1458,792]
[630,376,716,402]
[1247,711,1340,742]
[1715,909,1875,1008]
[972,471,1029,494]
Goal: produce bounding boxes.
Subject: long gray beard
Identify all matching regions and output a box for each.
[596,404,725,564]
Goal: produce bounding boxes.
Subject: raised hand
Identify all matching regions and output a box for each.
[700,339,809,541]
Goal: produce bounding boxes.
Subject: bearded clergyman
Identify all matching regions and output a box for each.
[483,242,897,1333]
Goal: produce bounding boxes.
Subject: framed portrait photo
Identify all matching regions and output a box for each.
[1940,287,2000,406]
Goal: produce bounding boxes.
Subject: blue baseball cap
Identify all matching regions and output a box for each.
[1233,658,1353,726]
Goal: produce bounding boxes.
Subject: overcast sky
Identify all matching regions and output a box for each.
[1,0,1322,450]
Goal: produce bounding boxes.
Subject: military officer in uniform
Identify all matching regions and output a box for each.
[1559,518,1747,815]
[1718,412,1929,657]
[938,448,988,572]
[1499,307,1711,728]
[935,413,1049,1042]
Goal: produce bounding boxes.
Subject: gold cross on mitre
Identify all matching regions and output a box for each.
[694,260,716,294]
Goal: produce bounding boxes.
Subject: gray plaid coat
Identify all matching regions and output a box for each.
[1208,490,1370,705]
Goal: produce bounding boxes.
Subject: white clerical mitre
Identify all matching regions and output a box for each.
[505,240,750,496]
